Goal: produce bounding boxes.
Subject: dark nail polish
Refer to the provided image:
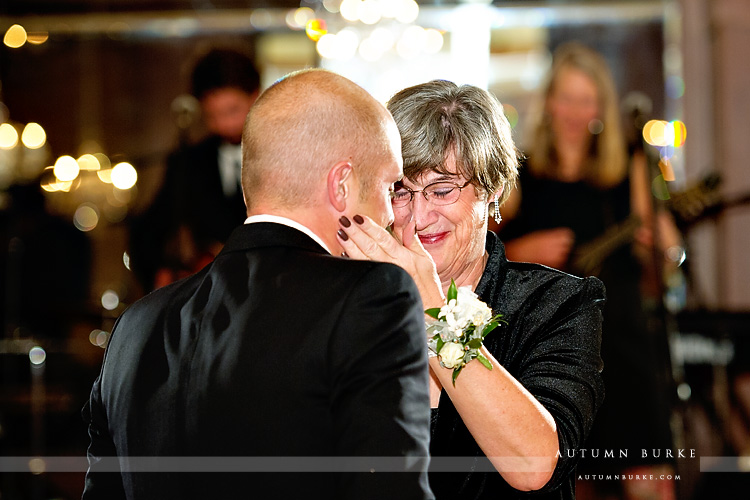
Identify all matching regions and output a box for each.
[339,216,351,228]
[337,229,349,241]
[353,214,364,225]
[341,251,348,258]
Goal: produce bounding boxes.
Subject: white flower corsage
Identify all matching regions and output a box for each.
[426,279,505,385]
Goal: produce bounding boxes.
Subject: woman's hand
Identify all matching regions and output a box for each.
[504,228,575,270]
[337,214,445,311]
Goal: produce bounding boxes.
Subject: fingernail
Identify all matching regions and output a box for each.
[353,214,364,225]
[341,251,348,258]
[337,229,349,241]
[339,216,351,228]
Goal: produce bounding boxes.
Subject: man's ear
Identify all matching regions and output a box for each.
[327,161,353,212]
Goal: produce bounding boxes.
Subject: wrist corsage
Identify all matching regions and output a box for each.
[426,279,505,385]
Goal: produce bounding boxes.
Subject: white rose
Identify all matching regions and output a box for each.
[438,342,466,369]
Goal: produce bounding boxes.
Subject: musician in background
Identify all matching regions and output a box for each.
[130,47,260,292]
[499,42,681,500]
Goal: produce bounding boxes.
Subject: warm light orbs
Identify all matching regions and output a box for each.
[111,162,138,190]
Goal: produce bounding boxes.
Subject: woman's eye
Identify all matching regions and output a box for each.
[430,188,453,198]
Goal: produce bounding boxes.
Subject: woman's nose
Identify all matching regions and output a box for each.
[411,194,438,229]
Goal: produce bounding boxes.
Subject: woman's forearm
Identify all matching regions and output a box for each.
[431,347,559,491]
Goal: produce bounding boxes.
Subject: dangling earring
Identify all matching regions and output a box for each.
[492,195,502,224]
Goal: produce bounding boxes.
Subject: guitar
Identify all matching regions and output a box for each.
[569,215,642,276]
[668,173,750,228]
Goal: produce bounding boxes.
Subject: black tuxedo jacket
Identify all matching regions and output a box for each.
[165,136,246,247]
[83,222,433,499]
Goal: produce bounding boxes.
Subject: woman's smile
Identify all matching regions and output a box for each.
[417,231,449,245]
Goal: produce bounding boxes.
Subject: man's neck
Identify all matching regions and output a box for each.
[246,207,341,255]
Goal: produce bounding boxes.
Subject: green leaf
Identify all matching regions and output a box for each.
[482,322,499,337]
[451,366,463,386]
[447,279,458,302]
[467,338,483,349]
[425,307,441,319]
[477,354,493,370]
[436,337,445,354]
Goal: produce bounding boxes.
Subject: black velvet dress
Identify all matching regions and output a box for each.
[428,232,605,499]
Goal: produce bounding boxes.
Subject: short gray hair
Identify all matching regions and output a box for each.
[386,80,519,203]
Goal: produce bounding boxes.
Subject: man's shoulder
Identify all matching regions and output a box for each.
[284,250,419,296]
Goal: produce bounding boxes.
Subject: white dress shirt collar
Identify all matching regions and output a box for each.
[244,214,332,255]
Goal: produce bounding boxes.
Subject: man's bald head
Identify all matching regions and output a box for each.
[241,69,397,211]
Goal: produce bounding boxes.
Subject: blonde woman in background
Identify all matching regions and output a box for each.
[500,42,681,500]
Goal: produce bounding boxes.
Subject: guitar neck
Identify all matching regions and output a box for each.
[570,215,641,276]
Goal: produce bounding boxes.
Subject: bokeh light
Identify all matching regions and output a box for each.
[503,103,519,129]
[294,7,314,28]
[305,19,327,42]
[323,0,341,14]
[317,33,339,59]
[73,203,99,231]
[380,0,401,18]
[97,169,113,183]
[340,0,360,22]
[41,178,73,193]
[101,289,120,311]
[666,75,685,99]
[359,36,384,62]
[677,382,691,401]
[28,458,46,475]
[359,0,382,25]
[396,0,419,24]
[26,32,49,45]
[0,123,19,149]
[643,120,665,146]
[250,9,274,29]
[29,346,46,365]
[94,153,111,170]
[423,29,444,54]
[111,162,138,190]
[652,174,670,201]
[77,153,101,171]
[53,155,80,182]
[397,25,426,59]
[587,119,604,135]
[21,122,46,149]
[659,158,676,182]
[643,119,686,149]
[671,120,687,147]
[337,29,360,59]
[4,24,27,48]
[89,329,110,347]
[286,8,314,30]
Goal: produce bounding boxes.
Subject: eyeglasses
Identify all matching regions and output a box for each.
[390,180,472,207]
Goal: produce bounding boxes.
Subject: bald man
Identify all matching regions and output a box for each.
[82,70,433,500]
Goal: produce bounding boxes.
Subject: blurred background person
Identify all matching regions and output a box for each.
[499,42,682,500]
[129,47,260,292]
